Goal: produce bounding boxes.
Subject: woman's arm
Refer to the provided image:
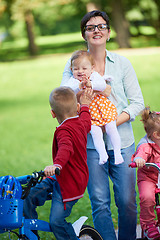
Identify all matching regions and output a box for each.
[61,58,72,86]
[90,72,112,97]
[93,85,111,99]
[101,84,111,98]
[116,111,130,126]
[120,57,144,121]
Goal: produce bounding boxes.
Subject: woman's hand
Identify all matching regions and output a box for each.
[116,112,130,126]
[102,84,111,97]
[94,84,111,97]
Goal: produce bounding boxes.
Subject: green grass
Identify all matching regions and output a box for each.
[0,50,160,239]
[0,31,160,61]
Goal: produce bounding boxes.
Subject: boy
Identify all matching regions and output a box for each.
[23,86,93,240]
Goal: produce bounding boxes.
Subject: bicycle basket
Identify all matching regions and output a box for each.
[0,175,23,231]
[0,175,22,199]
[0,198,23,230]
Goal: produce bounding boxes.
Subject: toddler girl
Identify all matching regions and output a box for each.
[131,107,160,239]
[64,50,124,165]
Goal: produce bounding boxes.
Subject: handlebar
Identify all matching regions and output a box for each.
[129,162,160,172]
[55,168,60,176]
[17,168,60,200]
[129,162,137,168]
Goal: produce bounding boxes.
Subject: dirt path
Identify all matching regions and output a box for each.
[111,46,160,56]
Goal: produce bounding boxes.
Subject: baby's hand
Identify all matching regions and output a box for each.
[44,165,57,176]
[79,75,91,89]
[79,80,87,89]
[80,88,94,106]
[85,80,92,88]
[135,158,146,168]
[81,74,89,82]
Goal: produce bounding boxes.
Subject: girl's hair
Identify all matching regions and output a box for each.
[81,10,110,39]
[71,50,94,68]
[141,106,160,139]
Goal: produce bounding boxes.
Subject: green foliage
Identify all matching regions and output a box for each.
[33,1,81,35]
[0,0,159,56]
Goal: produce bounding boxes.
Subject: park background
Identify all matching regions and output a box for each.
[0,0,160,239]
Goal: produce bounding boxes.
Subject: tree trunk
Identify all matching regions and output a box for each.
[86,2,100,12]
[111,0,131,48]
[153,0,160,38]
[24,10,38,56]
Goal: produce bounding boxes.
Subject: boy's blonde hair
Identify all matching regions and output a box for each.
[49,87,77,121]
[141,106,160,139]
[71,50,94,68]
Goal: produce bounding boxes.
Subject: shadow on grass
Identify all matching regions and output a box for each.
[0,40,86,62]
[0,95,48,112]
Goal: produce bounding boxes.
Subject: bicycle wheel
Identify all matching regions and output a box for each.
[79,225,103,240]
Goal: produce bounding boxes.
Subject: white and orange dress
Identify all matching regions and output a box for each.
[67,71,124,165]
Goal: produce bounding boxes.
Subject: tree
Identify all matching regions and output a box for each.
[11,0,39,55]
[24,9,38,55]
[111,0,131,48]
[143,0,160,38]
[153,0,160,37]
[80,0,131,48]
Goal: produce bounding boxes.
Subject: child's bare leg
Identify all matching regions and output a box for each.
[90,125,108,165]
[105,120,124,165]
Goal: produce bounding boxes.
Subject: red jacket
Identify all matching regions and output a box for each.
[52,105,91,202]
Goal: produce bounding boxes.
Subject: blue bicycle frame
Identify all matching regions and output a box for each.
[0,172,53,239]
[0,170,101,240]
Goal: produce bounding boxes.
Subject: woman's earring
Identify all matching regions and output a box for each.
[107,37,110,42]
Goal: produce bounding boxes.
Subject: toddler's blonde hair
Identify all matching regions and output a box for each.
[71,50,94,68]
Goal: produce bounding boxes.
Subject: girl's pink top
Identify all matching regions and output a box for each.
[131,143,160,183]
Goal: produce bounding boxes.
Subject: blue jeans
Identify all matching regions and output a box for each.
[87,143,137,240]
[23,178,78,240]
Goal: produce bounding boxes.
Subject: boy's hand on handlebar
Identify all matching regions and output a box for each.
[44,165,58,176]
[135,158,146,168]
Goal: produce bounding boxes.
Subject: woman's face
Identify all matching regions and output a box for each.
[84,16,110,48]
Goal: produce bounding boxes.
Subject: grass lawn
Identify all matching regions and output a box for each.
[0,48,160,239]
[0,31,160,61]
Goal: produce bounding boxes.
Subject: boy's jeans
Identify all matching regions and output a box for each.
[87,143,137,240]
[23,178,78,240]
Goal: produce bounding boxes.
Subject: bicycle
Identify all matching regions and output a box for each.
[129,162,160,240]
[0,169,103,240]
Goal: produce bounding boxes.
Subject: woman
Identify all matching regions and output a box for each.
[61,10,144,240]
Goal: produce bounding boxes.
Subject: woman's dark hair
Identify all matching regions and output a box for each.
[81,10,110,39]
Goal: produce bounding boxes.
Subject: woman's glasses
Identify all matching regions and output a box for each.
[85,24,108,32]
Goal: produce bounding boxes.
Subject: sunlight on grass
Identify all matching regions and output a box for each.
[1,32,83,50]
[1,38,28,49]
[36,32,83,45]
[0,31,159,61]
